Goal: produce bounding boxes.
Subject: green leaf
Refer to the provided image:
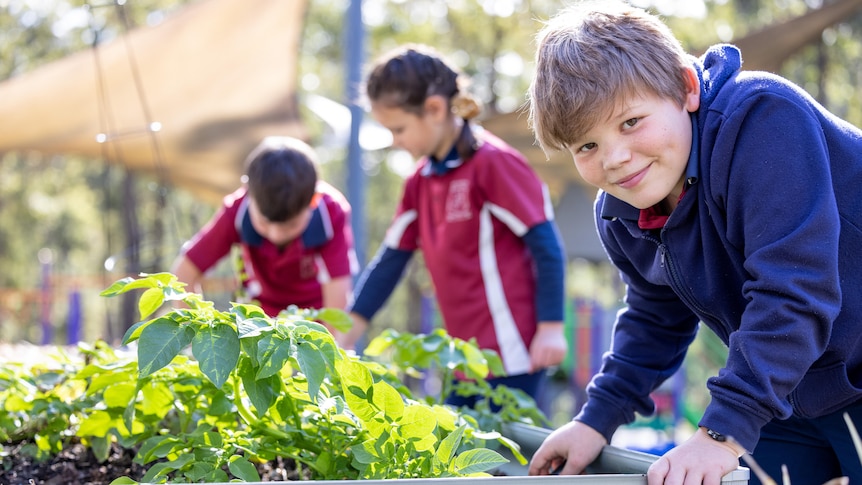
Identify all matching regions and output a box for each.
[99,277,137,297]
[421,331,447,352]
[184,462,216,482]
[438,341,467,370]
[120,320,147,345]
[140,380,175,418]
[138,287,165,320]
[109,478,139,485]
[436,424,465,464]
[236,316,272,338]
[240,366,281,417]
[371,379,404,421]
[90,435,111,463]
[459,340,489,380]
[103,382,137,408]
[140,459,182,483]
[337,359,376,423]
[228,455,261,482]
[398,405,438,451]
[451,448,508,475]
[482,349,506,377]
[76,410,114,437]
[316,307,353,333]
[350,439,377,465]
[192,323,240,389]
[296,340,327,401]
[256,334,292,380]
[137,320,195,378]
[140,272,179,286]
[363,330,398,356]
[231,303,268,319]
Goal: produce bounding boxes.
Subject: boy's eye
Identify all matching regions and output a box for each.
[578,142,597,153]
[623,117,639,128]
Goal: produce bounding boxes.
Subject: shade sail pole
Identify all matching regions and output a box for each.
[346,0,367,268]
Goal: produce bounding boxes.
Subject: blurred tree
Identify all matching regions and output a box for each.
[1,0,860,345]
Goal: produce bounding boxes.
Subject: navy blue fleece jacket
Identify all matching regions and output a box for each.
[577,44,862,452]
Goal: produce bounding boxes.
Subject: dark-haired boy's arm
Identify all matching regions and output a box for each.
[321,275,352,311]
[171,256,205,309]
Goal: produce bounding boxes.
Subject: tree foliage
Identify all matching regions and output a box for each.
[1,0,861,344]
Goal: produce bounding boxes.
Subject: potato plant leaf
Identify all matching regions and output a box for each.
[371,379,405,422]
[451,448,508,475]
[398,405,438,451]
[436,424,465,464]
[138,287,165,320]
[338,359,375,423]
[228,455,261,482]
[109,478,138,485]
[316,307,353,333]
[137,320,195,379]
[296,340,327,402]
[255,334,291,380]
[192,323,240,389]
[239,364,281,417]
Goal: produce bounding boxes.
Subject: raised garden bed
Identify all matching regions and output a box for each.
[199,422,751,485]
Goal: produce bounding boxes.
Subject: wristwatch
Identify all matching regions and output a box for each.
[704,427,727,442]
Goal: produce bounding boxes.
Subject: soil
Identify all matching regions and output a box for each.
[0,437,303,484]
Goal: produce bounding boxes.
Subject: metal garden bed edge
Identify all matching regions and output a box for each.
[202,422,750,484]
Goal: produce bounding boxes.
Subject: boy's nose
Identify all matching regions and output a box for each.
[602,144,631,170]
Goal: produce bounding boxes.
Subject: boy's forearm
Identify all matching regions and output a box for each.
[171,256,204,294]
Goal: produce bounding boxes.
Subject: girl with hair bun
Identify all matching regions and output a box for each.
[338,44,568,407]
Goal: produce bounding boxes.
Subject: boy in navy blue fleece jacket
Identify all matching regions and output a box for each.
[526,2,862,484]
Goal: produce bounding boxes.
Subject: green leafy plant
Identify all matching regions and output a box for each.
[363,328,550,431]
[92,272,523,482]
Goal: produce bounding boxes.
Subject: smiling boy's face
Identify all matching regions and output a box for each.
[566,67,701,211]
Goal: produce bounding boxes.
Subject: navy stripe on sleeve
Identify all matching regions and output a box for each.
[522,221,566,322]
[348,246,414,321]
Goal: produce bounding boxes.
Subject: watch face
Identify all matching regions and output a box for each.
[706,428,727,442]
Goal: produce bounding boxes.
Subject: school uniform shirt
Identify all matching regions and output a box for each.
[576,44,862,453]
[350,130,566,376]
[181,181,356,316]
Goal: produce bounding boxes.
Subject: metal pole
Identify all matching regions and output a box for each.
[345,0,366,269]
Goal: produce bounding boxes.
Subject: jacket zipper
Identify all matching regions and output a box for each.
[657,243,729,343]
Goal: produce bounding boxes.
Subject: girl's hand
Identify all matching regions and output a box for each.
[529,321,567,371]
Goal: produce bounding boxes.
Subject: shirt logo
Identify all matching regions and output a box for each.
[445,179,472,222]
[299,255,317,279]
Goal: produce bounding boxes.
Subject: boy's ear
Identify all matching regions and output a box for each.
[423,95,449,120]
[682,66,701,112]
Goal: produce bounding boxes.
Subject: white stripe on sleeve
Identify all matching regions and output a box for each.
[383,210,418,248]
[479,204,531,375]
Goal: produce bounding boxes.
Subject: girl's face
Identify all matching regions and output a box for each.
[370,96,451,160]
[567,68,701,211]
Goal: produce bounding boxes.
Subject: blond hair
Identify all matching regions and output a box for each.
[529,0,691,152]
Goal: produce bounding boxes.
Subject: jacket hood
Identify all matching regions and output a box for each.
[694,44,743,107]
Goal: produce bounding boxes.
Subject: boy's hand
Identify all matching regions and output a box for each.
[646,427,743,485]
[529,321,567,371]
[528,420,606,476]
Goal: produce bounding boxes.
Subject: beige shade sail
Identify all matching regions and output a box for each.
[1,0,860,205]
[0,0,308,205]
